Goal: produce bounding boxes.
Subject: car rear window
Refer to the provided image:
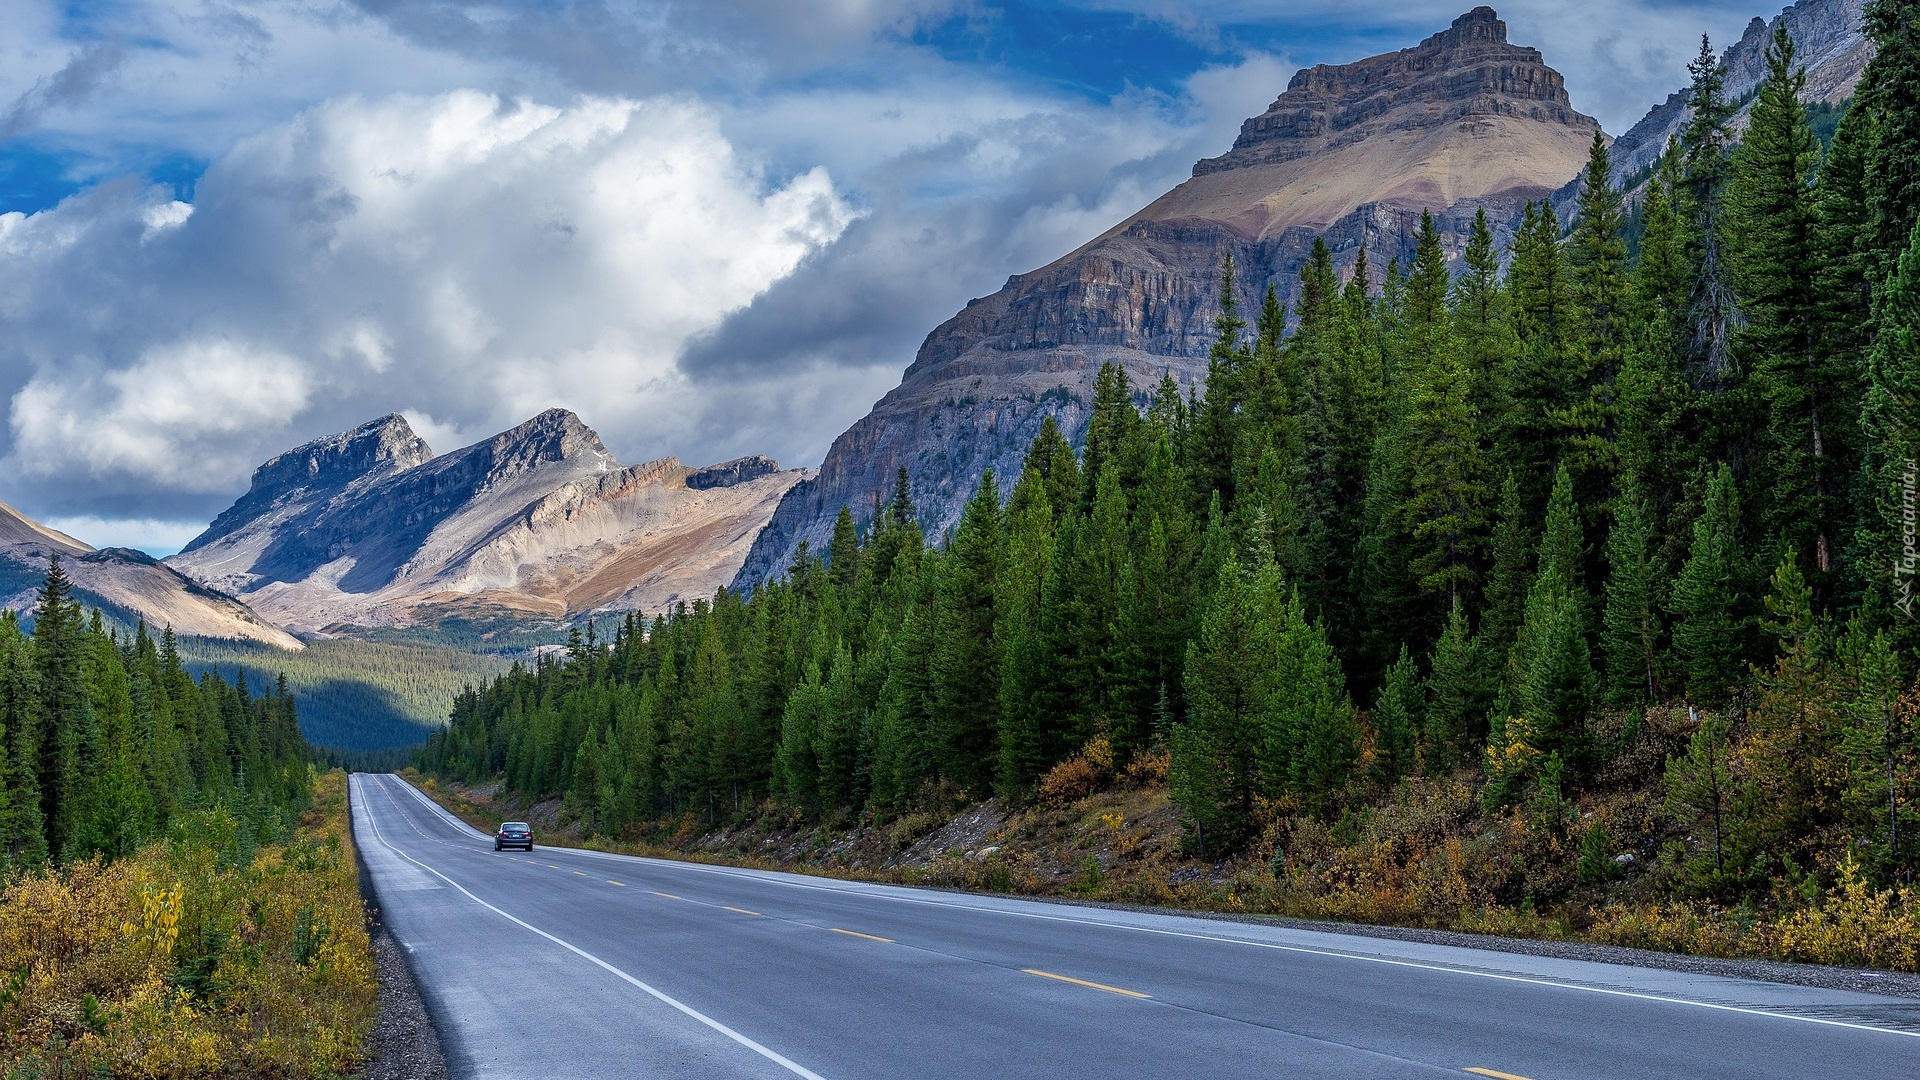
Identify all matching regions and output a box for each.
[503,823,528,830]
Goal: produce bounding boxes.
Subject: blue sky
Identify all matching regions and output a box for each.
[0,0,1770,552]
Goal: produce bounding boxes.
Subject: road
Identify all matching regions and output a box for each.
[350,772,1920,1079]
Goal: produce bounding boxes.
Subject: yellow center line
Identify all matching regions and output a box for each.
[724,906,762,916]
[652,891,681,900]
[1464,1069,1535,1080]
[606,880,626,887]
[1021,969,1150,999]
[829,928,894,943]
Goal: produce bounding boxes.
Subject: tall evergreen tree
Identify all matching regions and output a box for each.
[1729,25,1850,590]
[1670,464,1747,705]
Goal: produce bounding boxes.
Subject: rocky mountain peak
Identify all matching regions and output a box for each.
[687,455,783,490]
[1199,7,1592,179]
[248,414,434,495]
[182,413,435,555]
[470,408,614,486]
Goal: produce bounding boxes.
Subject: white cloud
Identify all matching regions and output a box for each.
[0,88,857,515]
[38,515,206,556]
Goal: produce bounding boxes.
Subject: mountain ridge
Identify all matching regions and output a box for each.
[170,410,806,632]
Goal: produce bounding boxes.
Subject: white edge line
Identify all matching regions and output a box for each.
[374,776,1920,1042]
[355,776,830,1080]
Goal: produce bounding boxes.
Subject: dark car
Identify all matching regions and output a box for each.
[495,822,534,851]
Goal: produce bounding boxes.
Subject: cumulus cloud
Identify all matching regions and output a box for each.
[0,0,1775,552]
[0,89,857,523]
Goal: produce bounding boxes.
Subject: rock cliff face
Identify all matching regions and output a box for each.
[1552,0,1870,216]
[738,7,1599,583]
[169,412,807,632]
[0,500,300,648]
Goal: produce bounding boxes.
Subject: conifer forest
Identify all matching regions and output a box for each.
[0,555,311,868]
[420,21,1920,916]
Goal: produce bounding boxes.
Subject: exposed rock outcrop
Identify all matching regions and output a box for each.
[0,500,300,648]
[737,7,1600,583]
[688,455,782,490]
[1552,0,1870,216]
[169,412,807,631]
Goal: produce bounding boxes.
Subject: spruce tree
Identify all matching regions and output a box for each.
[1370,646,1422,785]
[1669,464,1747,705]
[1600,482,1664,706]
[1729,25,1849,590]
[929,471,1004,795]
[1680,34,1739,391]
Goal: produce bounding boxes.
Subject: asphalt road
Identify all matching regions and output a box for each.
[350,772,1920,1079]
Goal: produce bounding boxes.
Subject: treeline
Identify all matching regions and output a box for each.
[0,557,310,867]
[420,21,1920,894]
[183,638,512,751]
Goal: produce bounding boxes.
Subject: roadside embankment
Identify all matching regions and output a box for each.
[404,764,1920,994]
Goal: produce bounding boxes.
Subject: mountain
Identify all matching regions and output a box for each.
[738,6,1601,583]
[169,410,806,633]
[0,500,302,648]
[1593,0,1867,186]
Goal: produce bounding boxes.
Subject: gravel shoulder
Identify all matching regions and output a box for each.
[353,824,449,1080]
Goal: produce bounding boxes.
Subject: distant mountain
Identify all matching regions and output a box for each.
[738,6,1601,582]
[1608,0,1864,182]
[169,410,806,633]
[0,500,302,648]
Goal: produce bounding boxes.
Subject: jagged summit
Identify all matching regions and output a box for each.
[168,411,807,629]
[1200,7,1589,179]
[185,414,433,556]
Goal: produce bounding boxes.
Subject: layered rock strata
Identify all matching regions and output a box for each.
[738,7,1600,583]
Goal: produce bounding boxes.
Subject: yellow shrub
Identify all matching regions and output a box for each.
[0,769,378,1077]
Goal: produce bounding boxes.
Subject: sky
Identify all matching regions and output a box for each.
[0,0,1770,554]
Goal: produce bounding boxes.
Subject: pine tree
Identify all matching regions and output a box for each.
[1860,0,1920,279]
[1192,256,1253,512]
[1563,128,1628,526]
[1600,481,1664,705]
[929,471,1004,795]
[1454,207,1512,435]
[1370,646,1422,785]
[1663,708,1737,882]
[1400,336,1491,616]
[1174,560,1278,847]
[828,506,862,589]
[996,466,1056,797]
[1424,597,1490,771]
[1861,221,1920,620]
[1729,24,1849,589]
[1505,201,1576,511]
[1507,466,1595,759]
[1680,34,1739,392]
[0,614,47,864]
[1670,464,1747,705]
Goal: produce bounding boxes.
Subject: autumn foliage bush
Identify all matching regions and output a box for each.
[0,769,375,1078]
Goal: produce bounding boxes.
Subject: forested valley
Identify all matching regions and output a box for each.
[419,23,1920,963]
